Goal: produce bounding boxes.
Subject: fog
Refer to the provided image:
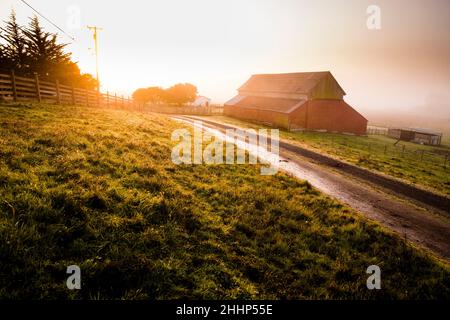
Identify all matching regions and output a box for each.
[0,0,449,132]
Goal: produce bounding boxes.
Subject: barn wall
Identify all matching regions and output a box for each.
[412,133,441,145]
[309,74,345,100]
[400,130,415,141]
[225,99,368,135]
[224,105,290,128]
[293,100,367,135]
[413,133,433,145]
[288,105,307,130]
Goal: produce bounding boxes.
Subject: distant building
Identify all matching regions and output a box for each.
[224,71,367,135]
[192,96,211,107]
[387,128,442,145]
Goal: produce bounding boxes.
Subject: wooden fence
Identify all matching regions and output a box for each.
[0,70,139,109]
[367,125,389,136]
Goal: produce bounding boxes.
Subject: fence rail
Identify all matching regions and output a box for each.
[367,126,389,136]
[0,70,140,110]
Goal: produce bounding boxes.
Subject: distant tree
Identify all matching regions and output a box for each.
[55,61,82,86]
[146,87,165,104]
[77,73,99,90]
[0,10,28,72]
[132,86,165,104]
[164,83,197,106]
[132,88,148,103]
[132,84,197,105]
[70,70,97,90]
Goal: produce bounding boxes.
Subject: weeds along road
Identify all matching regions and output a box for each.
[171,115,450,262]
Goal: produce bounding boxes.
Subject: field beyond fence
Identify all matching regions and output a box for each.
[290,130,450,195]
[0,70,139,109]
[365,126,449,167]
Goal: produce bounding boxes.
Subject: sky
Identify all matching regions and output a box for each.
[1,0,449,120]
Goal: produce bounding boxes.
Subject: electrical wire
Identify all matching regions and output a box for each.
[19,0,76,41]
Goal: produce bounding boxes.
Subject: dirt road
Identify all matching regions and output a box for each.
[172,115,450,262]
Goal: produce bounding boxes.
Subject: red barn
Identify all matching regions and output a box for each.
[224,72,367,135]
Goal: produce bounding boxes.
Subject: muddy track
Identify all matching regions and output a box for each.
[182,116,450,213]
[172,115,450,261]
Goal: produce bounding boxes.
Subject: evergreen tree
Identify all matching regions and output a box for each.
[0,11,97,89]
[0,10,28,72]
[23,15,71,79]
[0,34,10,72]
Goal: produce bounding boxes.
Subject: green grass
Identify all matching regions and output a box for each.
[203,116,450,196]
[0,103,449,299]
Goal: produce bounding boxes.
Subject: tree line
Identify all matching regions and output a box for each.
[0,11,97,90]
[132,83,198,106]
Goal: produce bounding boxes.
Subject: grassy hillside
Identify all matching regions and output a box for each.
[203,116,450,196]
[0,103,449,299]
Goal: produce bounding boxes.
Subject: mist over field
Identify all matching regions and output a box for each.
[366,92,450,140]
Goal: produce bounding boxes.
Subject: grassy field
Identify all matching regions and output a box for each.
[202,116,450,196]
[0,103,449,299]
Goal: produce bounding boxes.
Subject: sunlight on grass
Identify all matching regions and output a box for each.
[0,103,449,299]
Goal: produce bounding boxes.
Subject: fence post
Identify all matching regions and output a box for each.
[10,70,17,102]
[384,145,387,154]
[401,145,405,157]
[97,89,100,107]
[106,91,109,108]
[114,93,117,108]
[71,84,75,105]
[34,73,41,103]
[55,79,61,104]
[420,150,424,162]
[445,154,449,168]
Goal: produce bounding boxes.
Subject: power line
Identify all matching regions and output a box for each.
[19,0,76,41]
[87,26,102,91]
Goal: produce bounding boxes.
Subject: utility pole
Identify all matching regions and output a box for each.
[87,26,102,92]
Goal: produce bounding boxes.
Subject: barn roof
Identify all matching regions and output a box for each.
[224,95,306,114]
[238,71,345,95]
[410,128,442,136]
